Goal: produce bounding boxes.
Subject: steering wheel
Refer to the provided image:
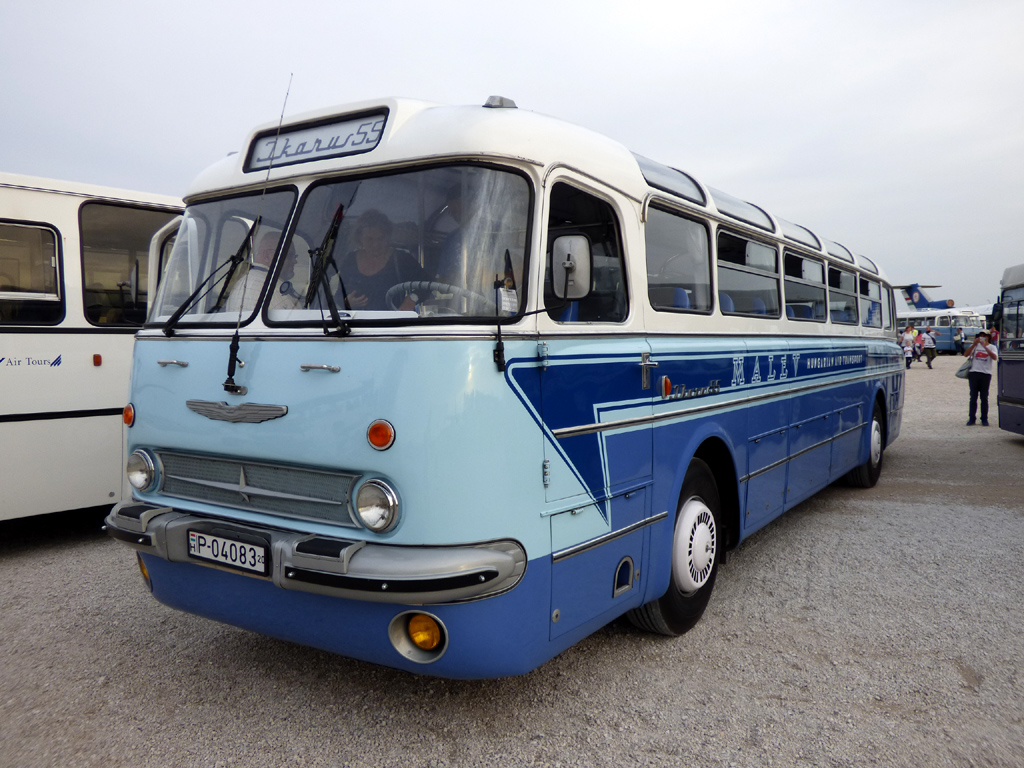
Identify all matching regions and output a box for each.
[384,281,496,314]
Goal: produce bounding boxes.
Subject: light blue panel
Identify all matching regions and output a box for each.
[129,336,551,555]
[550,504,610,552]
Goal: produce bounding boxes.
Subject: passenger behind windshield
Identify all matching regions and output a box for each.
[338,210,425,310]
[268,167,529,322]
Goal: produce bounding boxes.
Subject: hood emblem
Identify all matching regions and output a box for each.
[186,400,288,423]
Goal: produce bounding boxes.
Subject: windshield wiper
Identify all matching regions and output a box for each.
[162,216,261,336]
[305,204,350,336]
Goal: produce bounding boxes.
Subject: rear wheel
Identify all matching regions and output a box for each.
[628,458,722,636]
[845,401,885,488]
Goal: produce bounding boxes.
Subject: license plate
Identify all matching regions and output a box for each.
[187,530,268,575]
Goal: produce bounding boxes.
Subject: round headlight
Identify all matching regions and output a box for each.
[126,450,156,492]
[355,479,399,532]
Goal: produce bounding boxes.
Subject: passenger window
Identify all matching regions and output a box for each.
[81,203,179,325]
[645,206,711,313]
[0,222,63,324]
[545,183,627,323]
[783,251,826,322]
[828,267,858,324]
[937,315,951,327]
[859,276,882,328]
[716,231,779,317]
[881,286,894,330]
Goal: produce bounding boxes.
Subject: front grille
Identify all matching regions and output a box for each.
[156,451,359,527]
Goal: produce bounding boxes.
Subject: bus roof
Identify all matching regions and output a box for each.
[1001,263,1024,290]
[185,96,888,281]
[0,171,181,209]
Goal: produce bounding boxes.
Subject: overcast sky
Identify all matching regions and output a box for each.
[2,0,1021,306]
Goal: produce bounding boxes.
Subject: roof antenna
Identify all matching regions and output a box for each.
[224,73,293,396]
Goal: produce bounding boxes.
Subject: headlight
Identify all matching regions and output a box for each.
[355,479,399,532]
[126,450,156,492]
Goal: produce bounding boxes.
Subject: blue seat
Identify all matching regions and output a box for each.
[558,301,579,322]
[751,297,766,315]
[786,305,795,318]
[719,292,734,313]
[672,288,690,309]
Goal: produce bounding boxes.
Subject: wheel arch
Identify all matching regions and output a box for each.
[691,436,740,552]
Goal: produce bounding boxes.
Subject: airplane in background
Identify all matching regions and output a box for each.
[894,283,956,310]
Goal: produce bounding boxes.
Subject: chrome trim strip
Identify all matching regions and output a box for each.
[553,366,900,438]
[743,421,866,482]
[551,511,669,563]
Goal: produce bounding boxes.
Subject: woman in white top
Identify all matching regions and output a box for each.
[965,330,999,426]
[900,325,916,369]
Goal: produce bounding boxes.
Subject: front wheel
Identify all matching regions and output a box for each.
[845,401,885,488]
[628,458,722,636]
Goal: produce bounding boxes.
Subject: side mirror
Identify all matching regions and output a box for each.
[552,235,591,301]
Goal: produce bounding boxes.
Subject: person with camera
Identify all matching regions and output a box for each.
[964,330,999,426]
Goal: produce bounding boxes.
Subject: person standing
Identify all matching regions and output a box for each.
[900,324,916,369]
[964,330,999,426]
[954,326,964,355]
[920,326,937,369]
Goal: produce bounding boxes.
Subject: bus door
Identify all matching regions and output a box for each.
[537,179,652,638]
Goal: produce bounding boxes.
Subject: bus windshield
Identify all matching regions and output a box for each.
[267,165,530,324]
[150,189,296,324]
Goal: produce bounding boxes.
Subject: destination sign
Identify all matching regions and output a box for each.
[245,112,387,172]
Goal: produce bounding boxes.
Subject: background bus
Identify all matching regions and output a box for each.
[997,263,1024,435]
[1,173,181,521]
[896,308,983,352]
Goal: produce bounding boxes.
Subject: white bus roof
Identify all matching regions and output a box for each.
[1001,263,1024,290]
[0,171,181,208]
[185,96,889,282]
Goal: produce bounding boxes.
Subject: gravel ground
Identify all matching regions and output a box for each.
[2,352,1023,768]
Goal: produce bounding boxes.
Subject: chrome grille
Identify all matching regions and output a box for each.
[156,451,359,526]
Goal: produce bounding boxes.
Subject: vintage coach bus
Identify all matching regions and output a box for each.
[104,97,904,677]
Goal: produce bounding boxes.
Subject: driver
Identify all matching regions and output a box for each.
[337,209,426,311]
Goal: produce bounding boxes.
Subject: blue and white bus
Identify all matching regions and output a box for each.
[104,97,904,678]
[896,307,983,352]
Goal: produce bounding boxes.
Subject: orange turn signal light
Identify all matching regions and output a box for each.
[123,403,135,427]
[367,419,395,450]
[408,614,442,651]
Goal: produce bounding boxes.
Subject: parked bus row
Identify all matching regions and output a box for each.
[896,308,984,352]
[99,96,904,678]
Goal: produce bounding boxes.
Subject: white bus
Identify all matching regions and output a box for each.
[0,173,181,521]
[104,97,904,677]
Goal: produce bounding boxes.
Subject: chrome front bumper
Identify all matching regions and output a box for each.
[105,502,527,605]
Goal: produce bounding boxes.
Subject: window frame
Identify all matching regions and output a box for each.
[715,228,781,319]
[783,249,827,323]
[827,265,859,325]
[644,202,713,316]
[0,218,65,326]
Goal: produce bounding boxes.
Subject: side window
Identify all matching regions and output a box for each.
[717,231,779,317]
[881,287,894,330]
[80,203,179,325]
[783,251,826,322]
[645,206,711,313]
[828,266,858,324]
[937,315,951,327]
[0,221,63,324]
[859,276,882,328]
[545,183,627,323]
